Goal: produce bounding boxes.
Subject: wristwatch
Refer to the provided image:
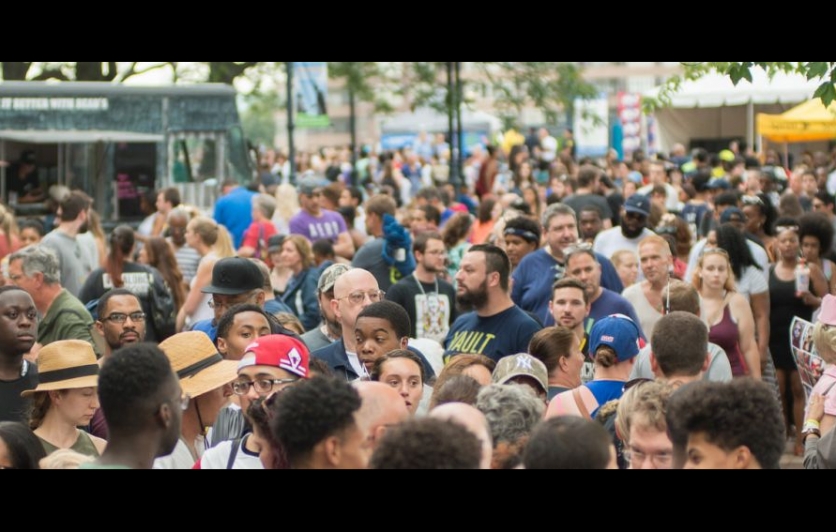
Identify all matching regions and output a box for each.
[802,426,821,443]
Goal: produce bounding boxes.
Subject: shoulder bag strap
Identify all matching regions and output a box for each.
[226,437,243,469]
[572,387,592,420]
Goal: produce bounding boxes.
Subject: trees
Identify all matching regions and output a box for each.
[646,62,836,111]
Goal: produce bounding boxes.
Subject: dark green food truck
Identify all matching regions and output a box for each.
[0,81,255,222]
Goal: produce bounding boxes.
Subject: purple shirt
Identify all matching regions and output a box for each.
[289,209,348,243]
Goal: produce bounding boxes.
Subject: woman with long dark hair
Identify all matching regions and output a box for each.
[741,193,777,262]
[138,236,187,313]
[79,225,172,342]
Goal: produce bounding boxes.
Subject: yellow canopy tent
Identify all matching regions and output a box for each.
[757,98,836,143]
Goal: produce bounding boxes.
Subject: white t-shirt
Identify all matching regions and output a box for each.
[593,226,655,261]
[198,434,264,469]
[621,283,663,339]
[153,436,205,469]
[735,265,769,301]
[638,183,680,212]
[540,135,558,162]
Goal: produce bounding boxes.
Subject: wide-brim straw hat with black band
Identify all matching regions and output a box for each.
[158,331,238,398]
[21,340,99,397]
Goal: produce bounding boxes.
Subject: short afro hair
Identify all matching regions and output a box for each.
[269,376,362,467]
[369,417,481,469]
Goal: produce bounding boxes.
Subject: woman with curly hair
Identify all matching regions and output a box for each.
[798,211,836,295]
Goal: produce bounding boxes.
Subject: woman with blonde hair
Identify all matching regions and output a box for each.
[272,183,301,235]
[692,247,760,380]
[86,208,108,268]
[808,294,836,456]
[278,235,319,332]
[611,250,639,290]
[0,203,20,262]
[214,224,236,259]
[176,216,220,331]
[24,340,107,458]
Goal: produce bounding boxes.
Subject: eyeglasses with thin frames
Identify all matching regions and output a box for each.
[335,290,385,306]
[623,446,673,469]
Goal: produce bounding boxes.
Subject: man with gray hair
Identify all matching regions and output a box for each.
[8,245,97,358]
[475,383,545,469]
[511,203,623,327]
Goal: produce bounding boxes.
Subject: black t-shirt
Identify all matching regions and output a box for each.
[386,274,458,342]
[0,361,39,423]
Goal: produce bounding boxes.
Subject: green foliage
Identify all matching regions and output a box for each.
[643,62,836,113]
[240,90,281,149]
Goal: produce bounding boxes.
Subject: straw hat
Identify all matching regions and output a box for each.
[158,332,238,398]
[21,340,99,397]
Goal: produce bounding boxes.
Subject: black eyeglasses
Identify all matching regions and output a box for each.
[232,378,298,396]
[102,312,146,323]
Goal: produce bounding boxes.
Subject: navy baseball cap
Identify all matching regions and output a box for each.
[720,207,746,224]
[624,194,651,217]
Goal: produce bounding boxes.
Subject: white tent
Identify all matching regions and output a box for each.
[644,68,820,153]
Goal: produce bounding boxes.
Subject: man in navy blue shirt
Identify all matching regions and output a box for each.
[512,203,623,327]
[445,244,541,363]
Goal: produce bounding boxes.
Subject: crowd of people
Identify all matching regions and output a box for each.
[2,132,836,469]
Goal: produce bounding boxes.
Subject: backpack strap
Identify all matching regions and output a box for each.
[226,437,243,469]
[572,387,592,420]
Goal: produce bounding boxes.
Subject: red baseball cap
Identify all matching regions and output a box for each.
[238,335,310,379]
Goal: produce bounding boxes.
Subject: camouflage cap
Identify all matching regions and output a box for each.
[317,263,351,294]
[492,353,549,395]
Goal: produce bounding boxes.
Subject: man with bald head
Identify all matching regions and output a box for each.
[353,381,410,450]
[311,268,384,381]
[430,402,493,470]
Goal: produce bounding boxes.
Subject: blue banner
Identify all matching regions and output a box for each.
[294,62,329,128]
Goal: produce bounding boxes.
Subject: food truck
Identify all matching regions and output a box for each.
[0,81,255,221]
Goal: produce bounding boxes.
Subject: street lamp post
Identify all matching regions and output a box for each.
[286,61,296,184]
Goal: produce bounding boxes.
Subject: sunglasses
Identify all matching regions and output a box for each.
[700,246,730,258]
[622,377,653,394]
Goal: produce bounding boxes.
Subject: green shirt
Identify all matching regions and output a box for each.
[38,289,98,356]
